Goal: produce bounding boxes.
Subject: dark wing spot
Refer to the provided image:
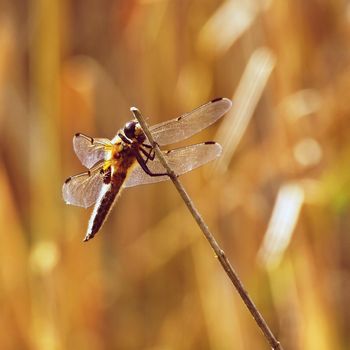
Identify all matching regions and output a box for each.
[204,141,216,145]
[64,177,72,184]
[165,150,172,154]
[176,116,182,121]
[211,97,223,103]
[74,132,94,144]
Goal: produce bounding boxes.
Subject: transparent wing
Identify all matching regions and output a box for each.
[62,163,104,208]
[124,142,222,188]
[73,133,112,169]
[149,98,232,146]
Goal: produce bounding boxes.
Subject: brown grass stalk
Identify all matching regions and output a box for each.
[132,107,284,350]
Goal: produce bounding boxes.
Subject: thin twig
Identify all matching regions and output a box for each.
[131,107,284,350]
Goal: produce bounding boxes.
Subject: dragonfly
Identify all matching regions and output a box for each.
[62,97,232,242]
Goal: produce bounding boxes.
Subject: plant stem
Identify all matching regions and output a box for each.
[131,107,284,350]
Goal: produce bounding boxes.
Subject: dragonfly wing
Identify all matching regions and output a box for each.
[149,98,232,146]
[124,142,222,188]
[73,133,112,168]
[62,164,104,208]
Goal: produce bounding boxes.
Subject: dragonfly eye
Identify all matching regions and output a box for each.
[124,121,137,139]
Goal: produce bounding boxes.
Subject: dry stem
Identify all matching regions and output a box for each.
[131,107,283,350]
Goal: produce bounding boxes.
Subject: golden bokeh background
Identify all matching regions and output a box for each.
[1,0,350,349]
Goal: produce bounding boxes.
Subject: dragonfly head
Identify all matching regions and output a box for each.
[124,121,146,143]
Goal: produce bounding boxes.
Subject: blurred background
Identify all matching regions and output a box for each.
[1,0,350,349]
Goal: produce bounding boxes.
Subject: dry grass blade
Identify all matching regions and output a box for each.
[214,47,276,172]
[258,182,305,268]
[197,0,272,56]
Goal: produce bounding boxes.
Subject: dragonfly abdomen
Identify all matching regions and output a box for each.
[84,182,120,241]
[84,153,136,241]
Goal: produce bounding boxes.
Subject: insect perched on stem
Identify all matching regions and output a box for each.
[62,98,232,241]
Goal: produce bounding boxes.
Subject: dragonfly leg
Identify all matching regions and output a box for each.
[134,151,168,177]
[140,143,156,164]
[140,146,155,164]
[141,143,156,163]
